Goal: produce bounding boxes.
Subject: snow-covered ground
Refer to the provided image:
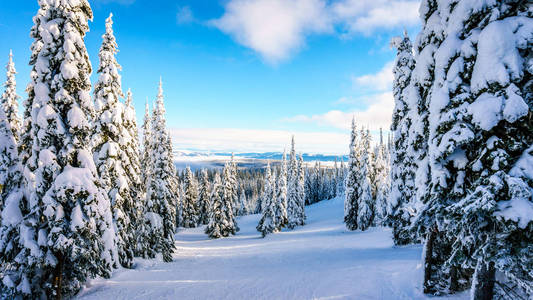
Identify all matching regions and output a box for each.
[77,197,466,300]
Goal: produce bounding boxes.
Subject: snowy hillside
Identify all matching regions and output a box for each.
[77,197,466,300]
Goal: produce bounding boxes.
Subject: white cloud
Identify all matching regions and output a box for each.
[286,91,394,131]
[210,0,332,64]
[332,0,420,35]
[352,60,394,91]
[210,0,419,63]
[176,6,195,24]
[169,128,349,155]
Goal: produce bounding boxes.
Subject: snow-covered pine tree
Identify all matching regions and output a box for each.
[141,99,152,187]
[6,1,119,297]
[0,50,21,142]
[122,89,147,258]
[257,162,277,237]
[206,172,226,238]
[0,106,26,297]
[238,189,249,216]
[182,166,199,228]
[374,130,390,226]
[357,128,374,231]
[389,30,417,246]
[145,79,176,262]
[274,151,288,230]
[287,136,300,229]
[197,168,211,225]
[417,1,533,297]
[221,162,238,235]
[92,13,136,269]
[336,157,345,197]
[344,117,359,230]
[229,153,239,216]
[296,154,306,224]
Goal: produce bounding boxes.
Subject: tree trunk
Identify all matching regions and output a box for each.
[423,226,437,294]
[54,252,63,300]
[472,260,495,300]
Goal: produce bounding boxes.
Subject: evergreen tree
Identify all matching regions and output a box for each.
[344,117,359,230]
[389,31,417,245]
[205,173,226,238]
[0,50,21,142]
[229,154,239,216]
[0,107,26,299]
[356,129,374,231]
[374,130,390,225]
[182,166,199,228]
[122,89,147,258]
[336,157,345,197]
[222,162,238,235]
[274,151,288,230]
[141,99,152,187]
[197,169,211,225]
[4,1,119,297]
[92,13,135,269]
[238,189,249,216]
[414,0,533,297]
[296,154,306,224]
[145,79,176,262]
[287,136,300,229]
[257,162,277,237]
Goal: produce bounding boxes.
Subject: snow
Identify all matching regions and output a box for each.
[468,93,503,131]
[55,166,98,196]
[77,197,467,300]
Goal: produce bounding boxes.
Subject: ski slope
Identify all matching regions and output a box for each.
[77,197,466,300]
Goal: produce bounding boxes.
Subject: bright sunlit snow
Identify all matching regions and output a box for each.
[77,197,466,300]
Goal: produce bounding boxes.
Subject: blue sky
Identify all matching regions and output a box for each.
[0,0,420,154]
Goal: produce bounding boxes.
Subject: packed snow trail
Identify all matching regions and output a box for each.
[77,197,465,300]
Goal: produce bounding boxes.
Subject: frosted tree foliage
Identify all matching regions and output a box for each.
[197,169,211,225]
[274,151,288,230]
[222,162,238,234]
[287,136,304,228]
[356,129,374,231]
[205,172,230,238]
[257,162,277,237]
[374,129,390,225]
[145,79,176,262]
[403,0,533,297]
[389,31,417,245]
[1,1,121,298]
[297,154,306,223]
[92,13,136,269]
[344,117,359,230]
[141,99,152,186]
[238,189,249,216]
[1,50,21,142]
[182,166,199,228]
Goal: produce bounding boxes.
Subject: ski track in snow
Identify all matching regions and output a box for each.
[77,197,467,300]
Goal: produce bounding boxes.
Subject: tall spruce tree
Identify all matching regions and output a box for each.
[141,99,152,186]
[222,162,238,235]
[274,151,288,230]
[344,117,359,230]
[206,172,226,238]
[92,13,136,269]
[296,154,306,224]
[415,0,533,297]
[356,129,374,231]
[122,89,146,258]
[5,1,119,297]
[1,50,21,142]
[182,166,199,228]
[0,106,26,297]
[389,31,417,245]
[257,162,277,237]
[145,79,176,262]
[197,169,211,225]
[287,136,300,229]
